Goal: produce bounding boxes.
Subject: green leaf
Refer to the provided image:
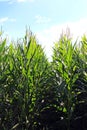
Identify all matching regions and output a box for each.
[0,39,6,53]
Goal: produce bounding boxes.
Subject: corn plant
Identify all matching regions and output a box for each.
[0,30,87,130]
[0,31,50,130]
[52,35,87,130]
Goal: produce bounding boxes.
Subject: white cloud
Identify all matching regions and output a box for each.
[17,0,25,2]
[16,0,34,3]
[0,0,34,4]
[17,0,34,2]
[9,18,16,22]
[35,15,51,24]
[36,18,87,60]
[0,0,10,1]
[0,17,8,23]
[0,17,16,24]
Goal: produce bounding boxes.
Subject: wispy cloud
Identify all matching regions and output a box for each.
[9,0,34,4]
[17,0,34,2]
[0,0,34,4]
[8,18,16,22]
[0,17,8,23]
[0,0,10,1]
[35,15,51,24]
[0,17,16,24]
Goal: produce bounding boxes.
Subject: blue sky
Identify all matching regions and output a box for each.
[0,0,87,58]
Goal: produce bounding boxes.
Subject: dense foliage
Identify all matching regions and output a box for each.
[0,31,87,130]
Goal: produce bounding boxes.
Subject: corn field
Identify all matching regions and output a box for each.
[0,30,87,130]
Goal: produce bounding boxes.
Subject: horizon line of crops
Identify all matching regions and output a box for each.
[0,29,87,130]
